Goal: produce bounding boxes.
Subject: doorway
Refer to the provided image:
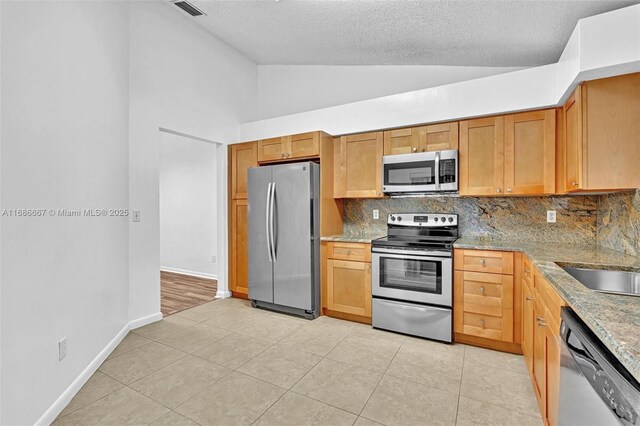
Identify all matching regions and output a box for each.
[159,130,219,316]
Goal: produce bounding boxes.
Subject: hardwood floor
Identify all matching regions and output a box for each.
[161,271,217,316]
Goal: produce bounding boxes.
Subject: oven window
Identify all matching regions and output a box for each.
[379,257,442,294]
[384,161,436,186]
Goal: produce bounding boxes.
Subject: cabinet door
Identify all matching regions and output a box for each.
[422,122,459,152]
[564,87,582,191]
[289,132,320,159]
[383,127,423,155]
[504,110,556,195]
[258,137,286,162]
[522,281,534,374]
[230,199,249,296]
[460,116,504,195]
[335,132,383,198]
[532,299,547,417]
[230,142,257,199]
[546,311,561,426]
[326,259,372,317]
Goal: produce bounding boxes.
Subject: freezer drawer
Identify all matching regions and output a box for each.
[372,298,452,343]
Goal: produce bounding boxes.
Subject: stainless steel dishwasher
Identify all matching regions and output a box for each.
[559,307,640,425]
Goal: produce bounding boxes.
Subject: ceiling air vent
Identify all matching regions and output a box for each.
[173,1,206,17]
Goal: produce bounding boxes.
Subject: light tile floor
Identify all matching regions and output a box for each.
[54,297,542,425]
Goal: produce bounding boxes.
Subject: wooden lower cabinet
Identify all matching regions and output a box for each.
[521,256,565,426]
[453,249,520,352]
[322,242,372,323]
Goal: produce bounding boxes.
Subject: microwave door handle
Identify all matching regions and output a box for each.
[435,151,441,190]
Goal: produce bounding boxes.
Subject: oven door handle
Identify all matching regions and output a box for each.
[375,298,451,313]
[371,248,452,259]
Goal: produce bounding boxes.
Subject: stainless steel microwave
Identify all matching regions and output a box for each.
[382,149,458,194]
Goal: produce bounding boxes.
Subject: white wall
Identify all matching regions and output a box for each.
[128,1,257,321]
[160,132,218,279]
[0,2,130,424]
[256,65,523,119]
[240,4,640,141]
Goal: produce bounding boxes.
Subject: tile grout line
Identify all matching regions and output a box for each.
[454,344,467,425]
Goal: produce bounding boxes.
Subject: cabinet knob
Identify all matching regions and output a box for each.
[506,188,512,193]
[526,296,533,301]
[480,286,485,294]
[346,249,351,255]
[421,147,426,152]
[287,153,291,158]
[281,153,285,158]
[412,147,417,153]
[480,259,486,266]
[536,316,547,327]
[496,188,502,193]
[572,181,578,186]
[480,319,485,328]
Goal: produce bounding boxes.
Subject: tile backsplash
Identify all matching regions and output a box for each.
[344,195,598,245]
[597,190,640,256]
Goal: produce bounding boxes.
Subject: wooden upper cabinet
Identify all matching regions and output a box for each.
[504,110,556,195]
[383,127,423,155]
[258,137,286,162]
[258,132,321,163]
[563,73,640,191]
[335,132,384,198]
[460,116,505,196]
[230,142,257,200]
[383,122,459,156]
[424,122,459,151]
[289,132,320,159]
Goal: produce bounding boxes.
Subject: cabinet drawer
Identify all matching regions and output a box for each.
[454,249,514,274]
[328,242,371,262]
[461,311,513,341]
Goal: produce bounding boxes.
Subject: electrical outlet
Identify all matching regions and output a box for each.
[212,255,217,264]
[59,338,67,361]
[547,210,557,223]
[373,209,380,220]
[132,210,141,222]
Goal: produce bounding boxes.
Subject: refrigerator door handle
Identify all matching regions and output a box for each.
[270,182,277,261]
[265,182,273,262]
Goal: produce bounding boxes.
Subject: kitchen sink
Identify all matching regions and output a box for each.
[563,267,640,297]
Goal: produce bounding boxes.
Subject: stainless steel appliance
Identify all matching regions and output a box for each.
[382,149,458,194]
[559,307,640,425]
[371,213,458,342]
[247,162,320,319]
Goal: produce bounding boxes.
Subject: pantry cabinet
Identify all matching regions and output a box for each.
[334,132,383,198]
[322,242,372,323]
[257,132,321,163]
[460,111,556,196]
[561,73,640,192]
[230,142,257,200]
[383,122,458,155]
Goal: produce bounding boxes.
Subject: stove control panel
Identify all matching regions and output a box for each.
[388,213,458,227]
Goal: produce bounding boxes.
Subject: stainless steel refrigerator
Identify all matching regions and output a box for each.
[247,162,320,319]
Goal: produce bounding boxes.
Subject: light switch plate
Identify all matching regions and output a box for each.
[547,210,557,223]
[373,209,379,220]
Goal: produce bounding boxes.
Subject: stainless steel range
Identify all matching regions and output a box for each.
[371,213,458,343]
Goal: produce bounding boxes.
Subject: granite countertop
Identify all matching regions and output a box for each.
[455,237,640,382]
[320,232,385,243]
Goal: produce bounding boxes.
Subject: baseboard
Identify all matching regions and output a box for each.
[160,266,217,280]
[215,290,232,299]
[36,312,163,425]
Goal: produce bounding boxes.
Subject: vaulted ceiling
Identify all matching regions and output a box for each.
[184,0,639,67]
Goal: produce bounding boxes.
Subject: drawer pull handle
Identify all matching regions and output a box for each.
[572,181,578,187]
[506,188,512,193]
[346,250,351,255]
[526,296,533,301]
[480,286,485,294]
[480,259,486,266]
[421,147,426,152]
[536,316,547,327]
[412,147,418,153]
[496,188,502,193]
[281,153,285,158]
[480,319,485,328]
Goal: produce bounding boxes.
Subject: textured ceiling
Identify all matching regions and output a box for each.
[185,0,639,66]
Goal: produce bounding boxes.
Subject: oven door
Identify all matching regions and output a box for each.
[382,152,437,193]
[372,248,452,307]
